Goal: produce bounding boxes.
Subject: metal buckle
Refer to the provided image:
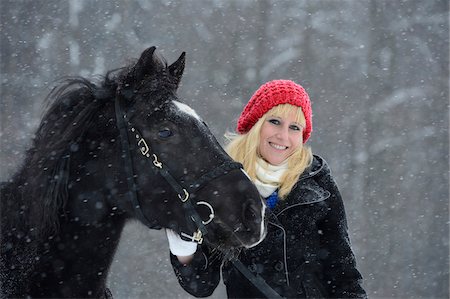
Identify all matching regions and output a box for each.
[178,189,189,202]
[192,230,203,244]
[181,229,203,244]
[152,154,163,168]
[138,138,150,156]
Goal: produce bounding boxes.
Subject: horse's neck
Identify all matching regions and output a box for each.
[29,215,126,297]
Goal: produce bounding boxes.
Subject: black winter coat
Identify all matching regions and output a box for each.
[170,155,367,298]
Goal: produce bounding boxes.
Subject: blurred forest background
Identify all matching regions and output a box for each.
[1,0,448,298]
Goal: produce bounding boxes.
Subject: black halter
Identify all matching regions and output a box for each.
[114,96,243,244]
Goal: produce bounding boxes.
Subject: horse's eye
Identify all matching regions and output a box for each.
[158,128,173,139]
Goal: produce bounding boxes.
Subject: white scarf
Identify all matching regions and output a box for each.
[254,158,288,198]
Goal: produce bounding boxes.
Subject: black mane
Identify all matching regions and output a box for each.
[6,77,111,234]
[2,52,177,237]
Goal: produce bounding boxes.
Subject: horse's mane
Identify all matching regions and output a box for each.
[2,50,175,237]
[2,70,122,236]
[0,49,189,297]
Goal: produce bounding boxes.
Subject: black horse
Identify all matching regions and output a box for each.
[0,47,266,298]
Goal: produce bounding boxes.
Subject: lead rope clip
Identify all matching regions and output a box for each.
[181,229,203,244]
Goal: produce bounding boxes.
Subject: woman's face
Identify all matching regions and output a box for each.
[258,111,303,165]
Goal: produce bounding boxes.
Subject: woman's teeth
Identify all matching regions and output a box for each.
[269,142,287,150]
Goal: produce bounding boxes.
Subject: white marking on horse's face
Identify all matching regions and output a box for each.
[245,201,267,248]
[240,168,267,247]
[240,172,267,248]
[173,101,202,121]
[259,203,267,241]
[241,169,251,180]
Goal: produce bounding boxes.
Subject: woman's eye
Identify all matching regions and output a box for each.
[290,125,301,131]
[268,119,280,125]
[158,128,173,138]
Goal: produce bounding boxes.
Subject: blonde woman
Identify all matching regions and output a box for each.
[167,80,366,298]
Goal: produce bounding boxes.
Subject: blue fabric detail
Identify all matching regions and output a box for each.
[266,190,279,210]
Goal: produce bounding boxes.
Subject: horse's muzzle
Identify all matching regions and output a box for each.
[232,198,267,248]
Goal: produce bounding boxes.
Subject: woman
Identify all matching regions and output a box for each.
[166,80,367,298]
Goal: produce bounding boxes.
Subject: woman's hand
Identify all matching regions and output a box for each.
[165,229,197,264]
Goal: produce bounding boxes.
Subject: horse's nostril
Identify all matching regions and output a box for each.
[244,208,256,221]
[244,205,257,222]
[233,223,245,233]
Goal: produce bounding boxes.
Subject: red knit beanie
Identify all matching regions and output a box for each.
[237,79,312,143]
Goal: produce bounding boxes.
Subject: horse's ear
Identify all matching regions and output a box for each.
[168,52,185,87]
[134,46,164,81]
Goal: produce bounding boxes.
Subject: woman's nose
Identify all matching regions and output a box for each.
[275,126,289,140]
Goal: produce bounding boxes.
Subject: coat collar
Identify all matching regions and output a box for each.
[298,154,328,181]
[270,155,331,216]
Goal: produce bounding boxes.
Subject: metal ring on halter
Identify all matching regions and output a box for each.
[196,201,215,225]
[152,154,163,168]
[178,189,189,202]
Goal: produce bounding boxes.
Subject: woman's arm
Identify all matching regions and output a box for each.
[170,245,222,297]
[319,176,367,298]
[166,230,222,297]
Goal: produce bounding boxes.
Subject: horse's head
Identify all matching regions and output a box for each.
[114,47,266,249]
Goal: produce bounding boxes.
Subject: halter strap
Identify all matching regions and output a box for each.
[114,95,243,243]
[124,119,209,239]
[114,98,160,229]
[187,161,243,194]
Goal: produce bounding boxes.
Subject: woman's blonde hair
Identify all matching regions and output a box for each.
[225,104,313,199]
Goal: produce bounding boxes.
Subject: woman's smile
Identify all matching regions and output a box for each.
[269,142,288,150]
[258,111,303,165]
